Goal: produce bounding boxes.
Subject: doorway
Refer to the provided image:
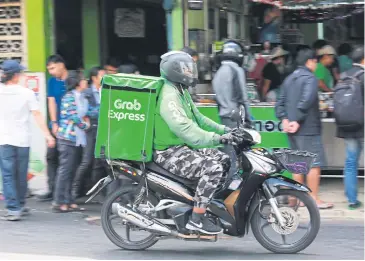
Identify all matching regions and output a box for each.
[101,0,168,76]
[54,0,83,70]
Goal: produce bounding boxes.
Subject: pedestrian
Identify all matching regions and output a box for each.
[52,71,96,212]
[212,40,252,180]
[315,45,336,92]
[337,43,353,73]
[72,67,105,199]
[312,40,340,84]
[181,46,199,62]
[85,67,110,193]
[37,55,68,202]
[336,46,364,210]
[261,46,288,102]
[104,58,120,75]
[0,169,3,201]
[118,63,140,74]
[261,41,271,55]
[275,49,334,209]
[0,60,55,221]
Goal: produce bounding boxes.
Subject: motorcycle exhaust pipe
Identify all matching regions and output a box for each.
[112,203,175,236]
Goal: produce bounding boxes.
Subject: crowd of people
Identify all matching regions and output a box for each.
[251,40,361,103]
[0,55,140,220]
[213,39,364,211]
[274,43,364,210]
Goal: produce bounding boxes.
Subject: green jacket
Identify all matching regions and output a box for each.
[154,81,225,150]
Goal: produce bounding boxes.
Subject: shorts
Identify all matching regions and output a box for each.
[288,135,327,169]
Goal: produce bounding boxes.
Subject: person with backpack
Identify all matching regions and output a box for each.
[275,49,334,209]
[335,46,364,210]
[212,40,252,179]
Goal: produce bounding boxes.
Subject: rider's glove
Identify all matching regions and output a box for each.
[219,133,242,145]
[224,127,232,133]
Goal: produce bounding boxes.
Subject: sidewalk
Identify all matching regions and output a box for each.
[28,174,364,220]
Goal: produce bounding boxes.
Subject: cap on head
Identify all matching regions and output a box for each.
[270,47,289,60]
[317,45,336,56]
[1,59,26,74]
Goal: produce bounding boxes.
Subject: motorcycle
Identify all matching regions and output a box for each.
[86,106,320,254]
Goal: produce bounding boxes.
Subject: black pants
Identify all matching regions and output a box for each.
[54,144,82,205]
[46,138,58,194]
[72,128,97,197]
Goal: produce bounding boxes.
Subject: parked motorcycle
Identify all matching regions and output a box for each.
[86,106,320,254]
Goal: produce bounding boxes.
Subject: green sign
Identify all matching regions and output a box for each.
[213,41,224,53]
[197,105,292,178]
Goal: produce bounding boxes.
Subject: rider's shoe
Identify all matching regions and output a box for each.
[185,213,223,235]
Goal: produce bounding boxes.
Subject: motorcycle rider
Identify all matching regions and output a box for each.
[212,40,252,179]
[154,51,240,234]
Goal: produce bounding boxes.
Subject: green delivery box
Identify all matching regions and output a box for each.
[95,74,164,162]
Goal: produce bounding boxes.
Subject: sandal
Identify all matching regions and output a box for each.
[69,204,86,212]
[317,201,334,209]
[51,205,69,213]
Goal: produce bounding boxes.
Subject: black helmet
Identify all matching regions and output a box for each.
[221,40,244,65]
[160,51,198,88]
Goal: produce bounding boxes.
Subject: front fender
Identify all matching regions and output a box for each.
[265,175,311,195]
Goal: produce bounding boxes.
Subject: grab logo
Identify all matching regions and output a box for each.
[108,99,146,122]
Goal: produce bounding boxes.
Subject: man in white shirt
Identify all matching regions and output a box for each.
[0,60,55,221]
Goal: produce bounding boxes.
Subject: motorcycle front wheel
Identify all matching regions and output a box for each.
[251,190,320,254]
[101,186,163,251]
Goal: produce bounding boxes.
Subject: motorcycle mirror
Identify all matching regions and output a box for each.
[239,105,246,124]
[231,110,241,123]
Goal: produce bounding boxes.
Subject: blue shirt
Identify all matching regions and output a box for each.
[47,77,66,124]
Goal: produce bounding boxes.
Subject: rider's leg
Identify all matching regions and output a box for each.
[154,146,228,234]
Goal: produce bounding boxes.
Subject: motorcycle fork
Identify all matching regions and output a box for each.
[261,182,286,227]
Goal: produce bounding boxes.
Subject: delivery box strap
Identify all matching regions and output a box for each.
[103,84,157,93]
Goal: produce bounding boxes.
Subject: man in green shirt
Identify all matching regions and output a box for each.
[154,51,240,235]
[314,45,336,92]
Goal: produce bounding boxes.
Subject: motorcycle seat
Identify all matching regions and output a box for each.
[146,162,198,188]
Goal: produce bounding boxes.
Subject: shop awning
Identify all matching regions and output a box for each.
[250,0,364,10]
[251,0,364,23]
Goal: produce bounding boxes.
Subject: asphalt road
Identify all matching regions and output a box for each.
[0,200,364,260]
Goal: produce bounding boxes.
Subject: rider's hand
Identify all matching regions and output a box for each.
[219,133,242,145]
[224,127,232,133]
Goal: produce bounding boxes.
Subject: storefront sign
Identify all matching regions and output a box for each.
[188,0,204,10]
[114,8,145,38]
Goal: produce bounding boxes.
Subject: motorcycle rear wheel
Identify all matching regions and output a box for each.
[251,190,320,254]
[101,186,163,251]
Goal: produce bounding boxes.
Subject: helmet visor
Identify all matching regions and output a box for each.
[179,61,198,80]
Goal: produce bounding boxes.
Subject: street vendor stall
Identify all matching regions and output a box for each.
[195,92,364,172]
[194,0,364,174]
